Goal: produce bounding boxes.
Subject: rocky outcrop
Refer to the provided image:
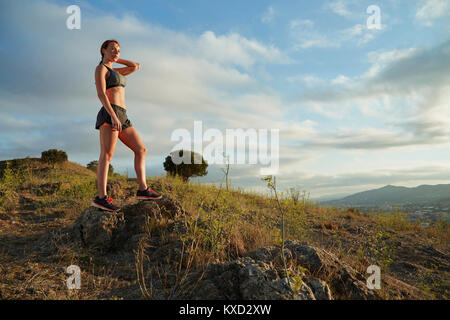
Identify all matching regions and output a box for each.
[179,241,378,300]
[178,256,325,300]
[75,206,126,250]
[284,240,381,299]
[66,195,185,251]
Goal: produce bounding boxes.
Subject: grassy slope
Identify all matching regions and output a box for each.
[0,158,448,299]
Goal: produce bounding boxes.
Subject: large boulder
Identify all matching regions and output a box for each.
[121,195,185,221]
[67,195,185,251]
[76,206,126,250]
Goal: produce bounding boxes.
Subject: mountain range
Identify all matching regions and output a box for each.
[320,184,450,207]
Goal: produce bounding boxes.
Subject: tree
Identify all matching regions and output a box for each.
[41,149,67,166]
[87,160,114,176]
[163,149,208,182]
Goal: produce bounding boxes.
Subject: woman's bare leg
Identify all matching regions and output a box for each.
[97,124,119,198]
[118,126,147,190]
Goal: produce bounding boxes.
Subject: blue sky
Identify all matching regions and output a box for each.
[1,0,450,198]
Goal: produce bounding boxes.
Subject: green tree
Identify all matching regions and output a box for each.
[86,160,114,176]
[163,149,208,182]
[41,149,67,166]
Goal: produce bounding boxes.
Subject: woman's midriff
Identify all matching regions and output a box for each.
[105,87,126,110]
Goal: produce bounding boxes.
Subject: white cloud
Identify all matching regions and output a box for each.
[287,74,326,86]
[324,0,352,17]
[288,164,450,197]
[331,75,351,85]
[289,19,382,50]
[289,19,337,49]
[197,31,290,69]
[292,40,450,150]
[365,48,418,78]
[261,6,275,24]
[416,0,450,26]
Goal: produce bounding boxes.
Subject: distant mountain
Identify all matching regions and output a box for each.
[322,184,450,206]
[311,193,353,202]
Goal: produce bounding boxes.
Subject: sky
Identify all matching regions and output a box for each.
[1,0,450,199]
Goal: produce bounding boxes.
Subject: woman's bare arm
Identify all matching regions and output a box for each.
[114,58,140,76]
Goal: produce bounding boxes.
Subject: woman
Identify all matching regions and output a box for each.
[92,39,162,212]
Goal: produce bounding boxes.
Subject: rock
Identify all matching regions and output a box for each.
[106,180,127,200]
[121,195,185,220]
[66,195,186,251]
[238,257,296,300]
[73,206,126,250]
[248,246,279,262]
[179,256,326,300]
[248,243,377,300]
[284,240,381,299]
[248,246,332,300]
[303,276,332,300]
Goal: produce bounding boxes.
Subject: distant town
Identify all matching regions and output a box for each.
[336,203,450,225]
[318,184,450,226]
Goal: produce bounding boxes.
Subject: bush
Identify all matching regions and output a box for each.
[41,149,68,165]
[163,149,208,182]
[0,161,22,212]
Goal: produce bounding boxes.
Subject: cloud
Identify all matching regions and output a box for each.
[197,31,290,69]
[324,0,352,17]
[339,24,381,45]
[291,39,450,150]
[261,6,275,24]
[289,19,337,49]
[269,164,450,197]
[416,0,450,26]
[0,0,290,105]
[288,18,382,50]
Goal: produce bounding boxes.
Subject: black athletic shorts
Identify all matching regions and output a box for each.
[95,104,133,130]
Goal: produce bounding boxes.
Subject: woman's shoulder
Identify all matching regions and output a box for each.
[95,64,108,74]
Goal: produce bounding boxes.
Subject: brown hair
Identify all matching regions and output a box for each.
[99,39,120,65]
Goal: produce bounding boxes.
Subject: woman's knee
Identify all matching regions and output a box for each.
[100,151,114,163]
[135,146,147,156]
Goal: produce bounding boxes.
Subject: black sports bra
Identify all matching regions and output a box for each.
[103,64,127,89]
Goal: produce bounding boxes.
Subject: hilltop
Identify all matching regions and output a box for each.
[0,157,448,299]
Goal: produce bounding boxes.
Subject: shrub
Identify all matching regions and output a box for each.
[41,149,68,165]
[0,161,22,212]
[163,150,208,182]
